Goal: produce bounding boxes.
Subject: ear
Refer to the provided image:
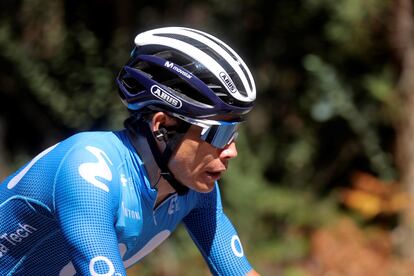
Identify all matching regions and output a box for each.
[151,112,177,132]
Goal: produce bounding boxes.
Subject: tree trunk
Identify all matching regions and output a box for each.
[392,0,414,259]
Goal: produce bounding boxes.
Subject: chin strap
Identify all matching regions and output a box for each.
[125,115,190,195]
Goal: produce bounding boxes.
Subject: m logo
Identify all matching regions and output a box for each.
[219,72,238,94]
[164,61,174,69]
[150,85,182,108]
[79,146,113,192]
[164,61,192,79]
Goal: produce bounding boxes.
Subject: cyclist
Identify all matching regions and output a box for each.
[0,27,259,275]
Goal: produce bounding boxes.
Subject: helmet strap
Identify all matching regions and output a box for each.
[125,114,190,195]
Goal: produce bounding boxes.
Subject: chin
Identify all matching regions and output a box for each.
[191,181,216,193]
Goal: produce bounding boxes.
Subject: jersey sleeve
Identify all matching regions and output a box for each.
[183,184,253,276]
[54,143,126,275]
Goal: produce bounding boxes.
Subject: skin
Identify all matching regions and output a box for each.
[246,270,261,276]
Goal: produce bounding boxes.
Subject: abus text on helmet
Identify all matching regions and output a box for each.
[219,72,238,94]
[150,85,183,108]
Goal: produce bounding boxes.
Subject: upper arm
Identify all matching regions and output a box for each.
[54,144,126,275]
[183,186,252,276]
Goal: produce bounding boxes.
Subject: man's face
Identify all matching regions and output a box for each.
[168,125,238,193]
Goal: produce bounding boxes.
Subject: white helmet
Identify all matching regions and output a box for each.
[117,26,256,119]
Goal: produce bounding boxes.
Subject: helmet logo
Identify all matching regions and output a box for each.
[164,61,192,79]
[151,85,182,108]
[219,72,238,94]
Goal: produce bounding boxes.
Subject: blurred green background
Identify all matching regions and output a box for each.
[2,0,414,275]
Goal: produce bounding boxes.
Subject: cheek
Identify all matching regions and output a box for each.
[170,141,213,177]
[170,141,198,174]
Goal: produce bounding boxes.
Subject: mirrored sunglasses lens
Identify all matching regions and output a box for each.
[201,123,239,148]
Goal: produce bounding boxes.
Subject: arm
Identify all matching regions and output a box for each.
[54,145,126,275]
[247,269,261,276]
[183,186,257,276]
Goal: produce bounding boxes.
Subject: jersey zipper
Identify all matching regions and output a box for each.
[152,193,177,225]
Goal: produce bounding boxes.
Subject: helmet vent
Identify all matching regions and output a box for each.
[155,33,252,94]
[123,77,144,93]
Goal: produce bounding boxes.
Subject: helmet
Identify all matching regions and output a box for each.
[116,26,256,119]
[120,27,256,195]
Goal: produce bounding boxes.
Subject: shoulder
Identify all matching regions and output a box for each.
[56,131,126,162]
[53,132,126,212]
[61,131,120,149]
[53,131,126,195]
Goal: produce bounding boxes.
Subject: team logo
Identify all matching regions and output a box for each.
[79,146,113,192]
[150,85,182,108]
[164,61,192,79]
[219,72,238,94]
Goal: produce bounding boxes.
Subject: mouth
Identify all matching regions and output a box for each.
[205,170,225,181]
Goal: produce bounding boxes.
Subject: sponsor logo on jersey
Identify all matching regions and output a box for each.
[150,85,182,108]
[231,235,244,257]
[167,194,180,215]
[0,223,37,258]
[219,72,238,94]
[122,202,141,220]
[164,61,193,79]
[89,255,119,276]
[120,174,128,187]
[79,146,113,192]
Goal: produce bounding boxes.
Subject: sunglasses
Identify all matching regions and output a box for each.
[171,113,240,149]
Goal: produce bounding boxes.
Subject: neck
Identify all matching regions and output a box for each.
[130,130,176,206]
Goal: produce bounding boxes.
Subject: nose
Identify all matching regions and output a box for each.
[219,142,238,160]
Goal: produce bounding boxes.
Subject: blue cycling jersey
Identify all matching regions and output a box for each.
[0,130,252,275]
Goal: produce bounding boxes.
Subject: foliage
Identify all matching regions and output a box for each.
[0,0,405,275]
